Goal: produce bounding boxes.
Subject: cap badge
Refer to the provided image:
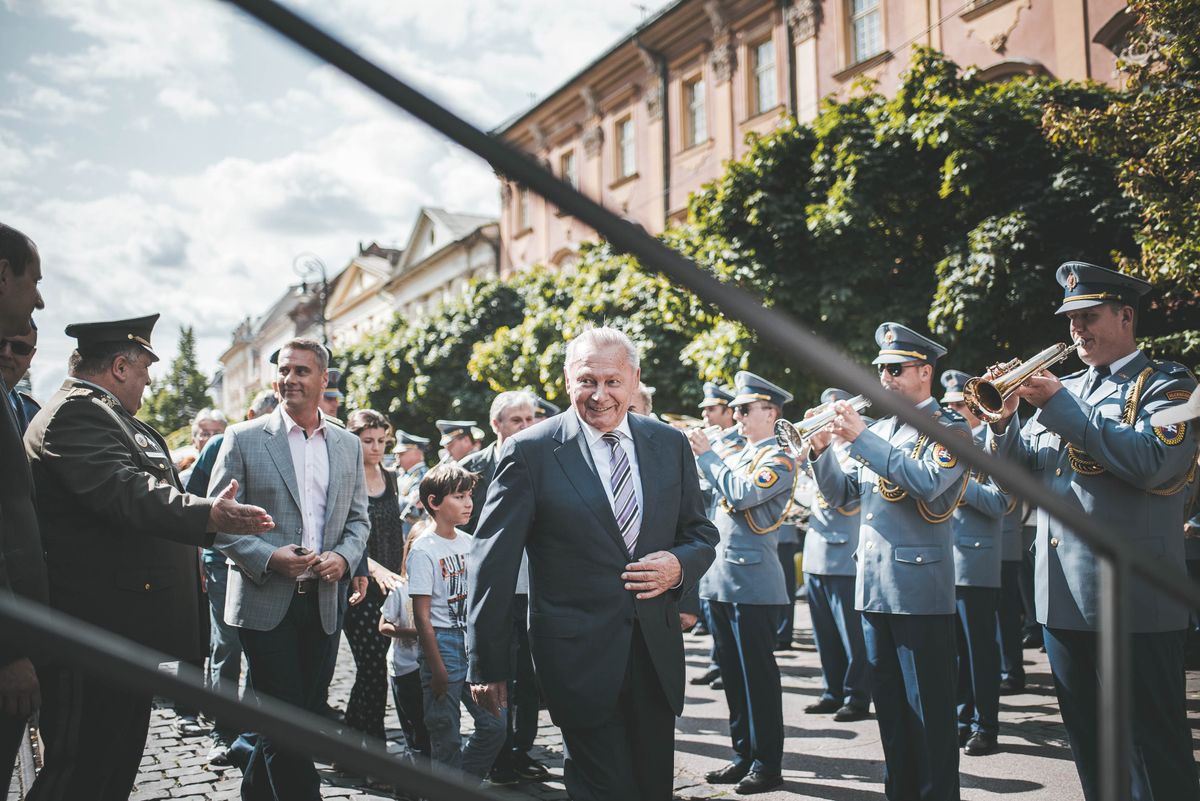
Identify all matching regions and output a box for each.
[882,328,896,346]
[1065,272,1078,291]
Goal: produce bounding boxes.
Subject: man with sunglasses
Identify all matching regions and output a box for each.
[687,371,794,795]
[807,322,970,801]
[0,323,39,432]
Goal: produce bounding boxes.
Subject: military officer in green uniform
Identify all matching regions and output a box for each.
[688,371,794,795]
[986,262,1200,801]
[808,322,971,801]
[23,314,273,801]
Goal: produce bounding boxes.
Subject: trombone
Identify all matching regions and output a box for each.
[963,341,1081,424]
[775,395,872,459]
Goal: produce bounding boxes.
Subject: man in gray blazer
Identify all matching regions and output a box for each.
[212,338,369,801]
[468,327,717,801]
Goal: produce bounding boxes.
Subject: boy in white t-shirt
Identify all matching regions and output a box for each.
[406,463,505,780]
[379,520,433,761]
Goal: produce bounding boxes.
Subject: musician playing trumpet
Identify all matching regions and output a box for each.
[806,322,970,801]
[984,262,1199,801]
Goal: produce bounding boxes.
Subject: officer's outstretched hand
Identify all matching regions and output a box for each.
[622,551,682,600]
[0,657,40,719]
[207,479,275,535]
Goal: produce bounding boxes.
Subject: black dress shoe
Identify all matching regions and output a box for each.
[705,761,751,784]
[964,731,998,756]
[804,698,842,714]
[509,749,550,781]
[690,667,721,685]
[998,676,1025,694]
[710,677,724,690]
[736,770,784,794]
[833,704,870,722]
[1022,630,1043,649]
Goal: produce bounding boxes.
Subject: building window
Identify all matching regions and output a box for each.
[751,39,776,115]
[683,76,707,147]
[616,116,636,178]
[560,150,578,189]
[849,0,883,64]
[516,186,530,231]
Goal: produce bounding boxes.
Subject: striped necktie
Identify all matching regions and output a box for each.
[602,432,639,554]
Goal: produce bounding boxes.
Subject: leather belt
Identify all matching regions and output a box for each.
[295,579,319,595]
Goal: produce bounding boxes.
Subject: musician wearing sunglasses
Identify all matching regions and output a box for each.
[985,262,1199,801]
[0,323,39,432]
[806,322,970,801]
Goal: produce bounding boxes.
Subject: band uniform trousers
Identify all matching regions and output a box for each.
[1043,627,1199,801]
[955,586,1000,738]
[559,622,675,801]
[863,611,960,801]
[238,590,341,801]
[26,666,152,801]
[708,601,785,774]
[776,539,799,647]
[806,572,871,709]
[995,561,1025,684]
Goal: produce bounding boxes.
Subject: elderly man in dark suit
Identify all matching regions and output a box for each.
[468,326,718,801]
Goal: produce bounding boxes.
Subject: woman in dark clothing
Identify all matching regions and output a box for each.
[344,409,406,741]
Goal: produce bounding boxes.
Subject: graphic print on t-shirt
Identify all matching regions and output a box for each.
[441,553,468,627]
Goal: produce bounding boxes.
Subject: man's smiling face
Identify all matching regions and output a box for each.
[565,342,640,433]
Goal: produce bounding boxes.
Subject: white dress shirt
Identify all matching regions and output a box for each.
[279,406,330,579]
[577,409,644,540]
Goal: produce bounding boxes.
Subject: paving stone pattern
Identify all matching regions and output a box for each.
[10,601,1200,799]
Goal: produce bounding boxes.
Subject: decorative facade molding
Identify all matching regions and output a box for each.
[710,42,737,83]
[582,124,604,157]
[637,47,664,121]
[786,0,821,43]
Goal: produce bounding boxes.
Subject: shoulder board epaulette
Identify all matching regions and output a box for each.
[1153,359,1195,379]
[65,387,94,400]
[938,407,966,425]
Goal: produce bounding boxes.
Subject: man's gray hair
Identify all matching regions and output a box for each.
[564,326,640,370]
[192,407,228,433]
[248,389,279,417]
[490,390,537,423]
[278,338,329,372]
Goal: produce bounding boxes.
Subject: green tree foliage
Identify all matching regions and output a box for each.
[682,48,1138,398]
[467,243,721,413]
[1043,0,1200,368]
[139,325,214,438]
[342,280,526,437]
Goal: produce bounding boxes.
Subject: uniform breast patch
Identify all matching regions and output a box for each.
[134,433,151,448]
[1153,422,1187,446]
[932,443,958,468]
[754,468,780,488]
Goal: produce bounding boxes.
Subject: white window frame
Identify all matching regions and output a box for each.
[751,38,776,115]
[683,75,707,147]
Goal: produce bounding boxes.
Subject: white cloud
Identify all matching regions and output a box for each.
[157,86,221,120]
[28,0,234,84]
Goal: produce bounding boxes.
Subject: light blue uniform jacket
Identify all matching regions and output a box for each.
[698,437,793,606]
[802,442,861,577]
[952,425,1009,588]
[810,399,971,615]
[987,352,1198,632]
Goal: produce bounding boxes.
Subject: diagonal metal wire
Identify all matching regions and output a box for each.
[218,0,1200,613]
[0,595,509,801]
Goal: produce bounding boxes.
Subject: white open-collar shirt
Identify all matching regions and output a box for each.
[279,406,330,578]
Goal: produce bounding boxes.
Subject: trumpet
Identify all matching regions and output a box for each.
[963,341,1081,424]
[775,395,872,458]
[662,413,725,440]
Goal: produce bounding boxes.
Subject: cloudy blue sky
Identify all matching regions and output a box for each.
[0,0,668,401]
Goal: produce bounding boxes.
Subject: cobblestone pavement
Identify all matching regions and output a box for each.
[11,601,1200,799]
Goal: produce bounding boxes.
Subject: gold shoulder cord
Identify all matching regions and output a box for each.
[720,445,798,535]
[1067,367,1198,495]
[876,432,970,524]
